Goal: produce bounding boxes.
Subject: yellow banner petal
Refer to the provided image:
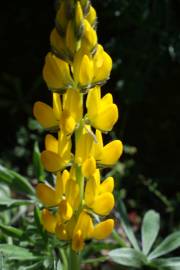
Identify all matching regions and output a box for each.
[92,219,114,240]
[92,192,114,215]
[33,101,58,129]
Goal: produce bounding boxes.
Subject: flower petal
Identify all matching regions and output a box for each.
[94,104,118,131]
[33,101,58,129]
[53,93,62,120]
[43,52,72,90]
[92,219,114,240]
[99,177,114,194]
[85,177,98,207]
[82,156,96,178]
[45,134,58,153]
[92,192,114,215]
[41,150,63,172]
[99,140,123,165]
[58,200,73,221]
[41,209,57,233]
[72,230,84,252]
[36,183,60,207]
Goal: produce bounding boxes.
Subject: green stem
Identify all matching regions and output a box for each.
[112,229,127,247]
[68,248,81,270]
[59,248,68,270]
[83,256,108,264]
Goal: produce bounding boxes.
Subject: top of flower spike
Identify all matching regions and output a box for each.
[43,45,112,93]
[42,0,112,93]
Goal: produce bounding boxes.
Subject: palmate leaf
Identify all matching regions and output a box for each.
[141,210,160,255]
[109,248,146,268]
[149,231,180,260]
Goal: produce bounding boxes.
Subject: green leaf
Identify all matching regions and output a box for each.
[0,183,33,209]
[149,231,180,260]
[0,224,23,238]
[19,262,43,270]
[153,257,180,270]
[56,260,63,270]
[0,165,34,195]
[109,248,146,268]
[33,142,45,182]
[117,199,140,251]
[0,244,38,261]
[141,210,160,255]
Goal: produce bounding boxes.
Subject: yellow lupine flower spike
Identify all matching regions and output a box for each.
[34,0,123,255]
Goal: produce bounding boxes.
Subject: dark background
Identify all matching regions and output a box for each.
[0,0,180,227]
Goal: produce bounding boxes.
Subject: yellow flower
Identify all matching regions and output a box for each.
[55,0,68,35]
[75,127,96,177]
[37,169,80,234]
[80,20,97,54]
[65,21,78,56]
[34,90,82,135]
[36,170,69,207]
[73,50,94,88]
[41,131,71,172]
[85,170,115,215]
[50,28,67,61]
[60,88,83,134]
[75,2,84,32]
[86,86,118,132]
[92,219,114,240]
[93,130,123,166]
[93,44,112,84]
[72,211,94,252]
[71,211,114,251]
[41,209,58,233]
[43,52,73,91]
[86,5,97,26]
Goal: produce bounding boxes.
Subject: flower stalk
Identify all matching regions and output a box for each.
[33,0,123,268]
[68,248,81,270]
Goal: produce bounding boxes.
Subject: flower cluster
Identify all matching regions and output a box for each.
[33,0,123,252]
